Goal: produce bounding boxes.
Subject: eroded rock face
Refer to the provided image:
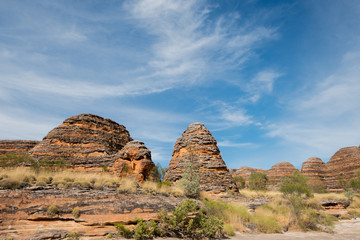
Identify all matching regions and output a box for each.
[230,167,266,183]
[164,122,238,193]
[301,157,326,188]
[112,141,155,182]
[325,146,360,189]
[267,161,298,185]
[0,140,40,155]
[30,114,132,169]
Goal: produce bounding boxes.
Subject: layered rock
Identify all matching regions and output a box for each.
[267,161,298,185]
[0,140,39,155]
[301,157,326,188]
[30,114,133,169]
[164,122,238,193]
[112,141,155,182]
[325,146,360,189]
[230,167,266,183]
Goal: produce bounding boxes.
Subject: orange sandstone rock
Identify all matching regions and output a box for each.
[0,140,39,155]
[230,167,266,184]
[301,157,326,188]
[112,141,155,182]
[267,161,298,185]
[164,122,238,193]
[29,113,132,170]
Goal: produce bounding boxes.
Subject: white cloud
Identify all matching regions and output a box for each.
[267,51,360,159]
[217,140,255,148]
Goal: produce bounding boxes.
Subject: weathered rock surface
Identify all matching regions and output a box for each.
[112,141,155,182]
[267,161,298,185]
[29,114,133,170]
[0,140,39,155]
[301,157,326,188]
[325,146,360,190]
[0,188,183,239]
[164,122,238,193]
[230,167,267,183]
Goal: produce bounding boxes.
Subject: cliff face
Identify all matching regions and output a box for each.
[29,114,133,170]
[164,123,238,193]
[325,146,360,189]
[0,140,39,155]
[267,161,298,185]
[112,141,155,182]
[301,157,326,188]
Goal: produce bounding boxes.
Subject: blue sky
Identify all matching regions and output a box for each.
[1,0,360,170]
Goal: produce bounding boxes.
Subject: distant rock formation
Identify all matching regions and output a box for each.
[112,141,155,182]
[267,161,298,185]
[30,113,133,170]
[325,146,360,189]
[301,157,326,188]
[0,140,39,155]
[164,122,238,193]
[230,167,266,183]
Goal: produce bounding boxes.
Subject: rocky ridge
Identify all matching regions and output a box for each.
[164,122,238,193]
[267,161,298,185]
[301,157,327,188]
[0,140,39,155]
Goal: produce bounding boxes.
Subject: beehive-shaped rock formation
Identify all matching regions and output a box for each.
[325,146,360,189]
[230,166,266,183]
[112,141,155,182]
[0,140,39,155]
[301,157,326,188]
[30,114,133,170]
[164,123,238,193]
[267,161,298,185]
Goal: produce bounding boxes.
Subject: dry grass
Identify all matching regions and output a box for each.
[141,181,184,196]
[254,198,291,229]
[349,196,360,208]
[239,189,282,199]
[314,192,347,201]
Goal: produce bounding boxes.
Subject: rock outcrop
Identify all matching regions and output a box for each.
[112,141,155,182]
[0,140,39,155]
[267,161,298,185]
[30,114,133,170]
[325,146,360,189]
[230,167,266,183]
[301,157,326,188]
[164,122,238,193]
[0,187,182,239]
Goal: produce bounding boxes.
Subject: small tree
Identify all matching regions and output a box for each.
[249,172,268,190]
[233,176,245,189]
[149,163,167,182]
[178,146,200,198]
[349,171,360,192]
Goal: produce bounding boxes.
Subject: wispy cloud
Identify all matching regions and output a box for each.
[0,0,277,99]
[267,51,360,159]
[217,140,255,148]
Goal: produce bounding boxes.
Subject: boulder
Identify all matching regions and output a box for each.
[30,113,132,170]
[301,157,326,188]
[325,146,360,189]
[0,140,39,155]
[267,161,298,185]
[164,122,238,193]
[112,141,155,182]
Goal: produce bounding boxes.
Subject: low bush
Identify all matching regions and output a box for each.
[254,216,282,233]
[349,196,360,208]
[223,223,235,236]
[0,179,21,189]
[114,223,132,239]
[47,205,58,217]
[72,208,80,219]
[248,172,268,191]
[348,209,360,218]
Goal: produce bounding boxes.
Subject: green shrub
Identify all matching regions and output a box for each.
[158,199,223,239]
[67,232,80,240]
[47,205,58,217]
[72,208,80,219]
[133,219,161,240]
[280,171,312,198]
[114,223,132,239]
[233,176,245,189]
[249,172,268,190]
[149,163,167,182]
